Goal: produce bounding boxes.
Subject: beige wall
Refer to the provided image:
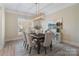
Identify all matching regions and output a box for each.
[0,7,5,49]
[50,4,79,47]
[5,11,32,41]
[5,12,18,41]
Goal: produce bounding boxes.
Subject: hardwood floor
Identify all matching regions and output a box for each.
[0,39,79,56]
[0,41,15,56]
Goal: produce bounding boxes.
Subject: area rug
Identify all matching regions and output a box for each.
[15,40,77,56]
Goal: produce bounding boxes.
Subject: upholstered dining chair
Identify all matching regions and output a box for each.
[22,31,27,48]
[43,30,53,54]
[26,33,35,54]
[22,26,32,49]
[20,26,27,49]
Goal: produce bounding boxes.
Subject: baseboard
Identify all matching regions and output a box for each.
[5,35,23,42]
[0,44,4,50]
[63,40,79,48]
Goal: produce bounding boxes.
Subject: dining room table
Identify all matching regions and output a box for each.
[30,33,45,54]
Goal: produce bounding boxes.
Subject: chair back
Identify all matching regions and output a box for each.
[21,27,27,42]
[22,31,27,41]
[26,34,33,47]
[43,30,53,47]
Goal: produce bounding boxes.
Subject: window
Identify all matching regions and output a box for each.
[17,16,27,33]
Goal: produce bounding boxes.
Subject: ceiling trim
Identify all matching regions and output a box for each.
[5,9,34,17]
[46,3,76,16]
[5,3,76,17]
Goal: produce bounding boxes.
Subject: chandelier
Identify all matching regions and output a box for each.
[32,3,45,20]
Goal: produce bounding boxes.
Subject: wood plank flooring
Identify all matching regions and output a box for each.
[0,39,79,56]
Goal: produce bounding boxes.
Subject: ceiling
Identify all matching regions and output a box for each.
[2,3,75,16]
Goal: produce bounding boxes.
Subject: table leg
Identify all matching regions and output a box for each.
[37,41,40,54]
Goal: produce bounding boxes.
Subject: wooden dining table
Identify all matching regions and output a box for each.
[30,33,45,54]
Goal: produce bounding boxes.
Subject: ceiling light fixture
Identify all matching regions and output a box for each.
[32,3,45,20]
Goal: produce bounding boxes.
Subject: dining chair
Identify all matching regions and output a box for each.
[43,30,53,54]
[26,33,35,54]
[22,26,32,49]
[22,31,27,48]
[20,26,27,49]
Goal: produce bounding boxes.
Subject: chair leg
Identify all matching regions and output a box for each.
[23,41,26,48]
[29,47,32,54]
[27,44,29,50]
[50,43,52,51]
[44,47,47,54]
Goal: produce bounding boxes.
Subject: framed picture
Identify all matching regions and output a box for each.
[48,23,56,29]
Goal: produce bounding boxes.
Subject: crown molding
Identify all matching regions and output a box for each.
[5,9,34,17]
[47,3,76,16]
[5,3,76,18]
